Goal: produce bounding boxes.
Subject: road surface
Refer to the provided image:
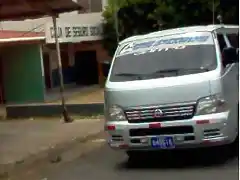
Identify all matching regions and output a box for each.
[42,137,238,180]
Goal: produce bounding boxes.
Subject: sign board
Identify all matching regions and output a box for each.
[45,22,103,43]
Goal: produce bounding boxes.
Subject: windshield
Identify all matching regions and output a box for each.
[109,33,217,82]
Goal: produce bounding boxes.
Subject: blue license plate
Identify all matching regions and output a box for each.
[151,136,175,149]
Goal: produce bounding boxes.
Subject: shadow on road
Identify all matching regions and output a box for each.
[117,146,238,170]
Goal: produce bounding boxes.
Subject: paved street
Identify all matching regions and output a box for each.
[40,135,238,180]
[0,118,104,180]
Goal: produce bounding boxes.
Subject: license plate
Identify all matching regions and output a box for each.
[151,136,175,149]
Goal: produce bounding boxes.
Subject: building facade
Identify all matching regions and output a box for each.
[0,0,110,100]
[0,31,45,104]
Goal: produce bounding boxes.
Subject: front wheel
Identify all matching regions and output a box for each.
[226,134,239,157]
[126,151,146,162]
[232,134,239,152]
[126,151,138,159]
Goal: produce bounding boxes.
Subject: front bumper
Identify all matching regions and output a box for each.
[105,112,237,151]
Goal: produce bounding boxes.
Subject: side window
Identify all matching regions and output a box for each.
[227,33,239,48]
[217,34,227,52]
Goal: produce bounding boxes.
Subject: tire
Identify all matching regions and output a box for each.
[226,134,239,157]
[232,134,239,152]
[126,151,144,162]
[230,103,239,155]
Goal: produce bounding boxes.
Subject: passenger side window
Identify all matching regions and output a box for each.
[217,34,228,68]
[227,33,239,48]
[217,34,227,52]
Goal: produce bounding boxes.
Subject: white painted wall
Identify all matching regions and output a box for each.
[102,0,108,10]
[0,0,109,32]
[49,50,58,70]
[0,0,109,88]
[47,46,75,71]
[68,44,75,66]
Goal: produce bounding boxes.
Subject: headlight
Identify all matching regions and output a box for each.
[108,105,127,121]
[195,94,228,115]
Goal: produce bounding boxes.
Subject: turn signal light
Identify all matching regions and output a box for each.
[149,123,161,128]
[196,120,210,124]
[107,125,116,131]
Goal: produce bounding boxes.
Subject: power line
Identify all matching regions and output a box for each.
[19,23,45,37]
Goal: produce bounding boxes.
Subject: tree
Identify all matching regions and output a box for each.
[102,0,238,56]
[219,0,238,23]
[102,0,159,56]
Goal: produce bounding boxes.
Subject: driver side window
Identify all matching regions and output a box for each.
[217,34,228,68]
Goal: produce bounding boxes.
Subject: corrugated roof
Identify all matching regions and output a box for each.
[0,0,85,21]
[0,30,44,39]
[0,30,45,43]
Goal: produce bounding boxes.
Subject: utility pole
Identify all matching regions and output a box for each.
[114,0,119,43]
[212,0,215,24]
[52,16,73,123]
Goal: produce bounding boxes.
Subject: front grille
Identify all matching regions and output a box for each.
[129,126,194,137]
[125,102,196,123]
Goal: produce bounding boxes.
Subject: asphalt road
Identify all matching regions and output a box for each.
[43,140,238,180]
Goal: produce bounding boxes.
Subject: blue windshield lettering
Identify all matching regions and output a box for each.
[119,35,210,55]
[133,41,155,50]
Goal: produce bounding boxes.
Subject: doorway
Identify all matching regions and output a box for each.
[43,53,51,89]
[74,51,99,85]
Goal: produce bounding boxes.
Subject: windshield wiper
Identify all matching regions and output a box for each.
[115,67,210,80]
[150,67,209,75]
[151,69,181,74]
[185,67,210,72]
[114,73,143,79]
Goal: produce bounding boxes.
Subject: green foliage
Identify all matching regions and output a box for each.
[102,5,117,56]
[102,0,238,56]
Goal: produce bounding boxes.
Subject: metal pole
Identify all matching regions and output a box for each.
[52,16,73,123]
[212,0,215,24]
[114,0,119,42]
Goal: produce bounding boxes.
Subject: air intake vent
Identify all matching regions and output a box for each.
[111,135,123,141]
[204,129,221,138]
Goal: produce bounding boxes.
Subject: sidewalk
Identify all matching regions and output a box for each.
[0,118,104,177]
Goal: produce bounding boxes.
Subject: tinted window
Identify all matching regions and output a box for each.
[110,45,217,82]
[227,33,239,48]
[217,34,227,51]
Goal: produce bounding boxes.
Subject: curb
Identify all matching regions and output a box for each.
[0,130,104,179]
[6,103,104,118]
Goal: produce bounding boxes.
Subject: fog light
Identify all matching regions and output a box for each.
[140,138,148,144]
[175,136,184,142]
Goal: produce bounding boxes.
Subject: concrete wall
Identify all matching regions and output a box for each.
[2,44,45,104]
[42,41,111,88]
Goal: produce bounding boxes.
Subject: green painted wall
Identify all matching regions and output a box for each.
[3,44,45,104]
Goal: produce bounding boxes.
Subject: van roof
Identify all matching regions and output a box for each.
[119,24,239,45]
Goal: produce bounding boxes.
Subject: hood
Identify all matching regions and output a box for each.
[105,71,219,108]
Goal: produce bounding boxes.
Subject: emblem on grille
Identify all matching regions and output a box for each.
[153,109,163,118]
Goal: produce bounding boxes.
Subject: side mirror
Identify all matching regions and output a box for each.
[222,47,239,66]
[102,61,111,77]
